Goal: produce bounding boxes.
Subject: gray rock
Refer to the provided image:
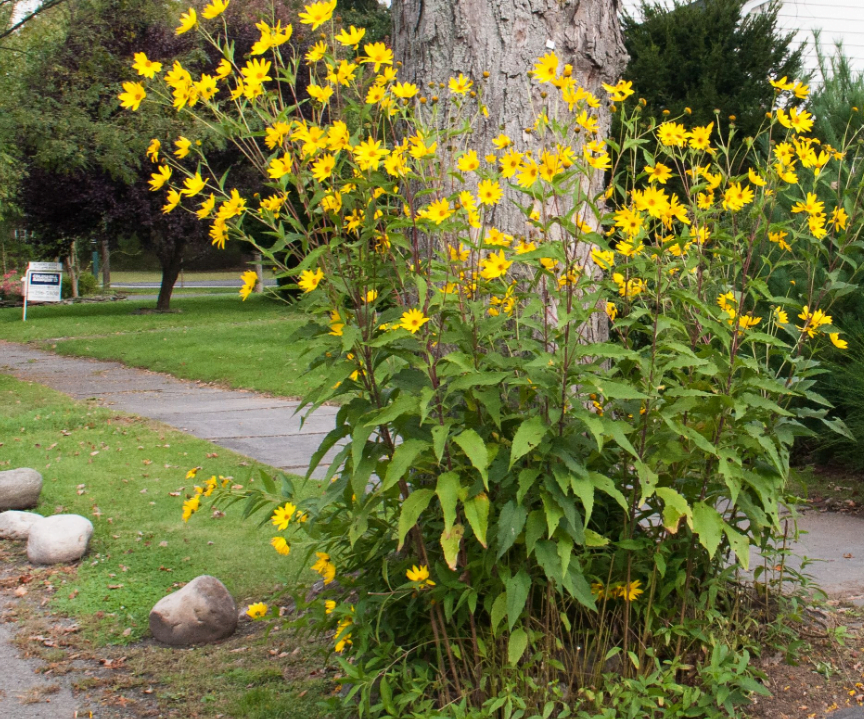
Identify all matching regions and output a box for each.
[0,468,42,510]
[0,510,44,540]
[26,514,93,564]
[149,575,238,646]
[828,709,864,719]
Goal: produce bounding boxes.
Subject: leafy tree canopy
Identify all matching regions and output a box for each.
[621,0,805,139]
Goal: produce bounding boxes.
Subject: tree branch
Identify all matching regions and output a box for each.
[0,0,69,42]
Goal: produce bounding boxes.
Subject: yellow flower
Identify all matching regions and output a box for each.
[516,159,540,188]
[601,79,634,102]
[457,150,480,173]
[251,21,292,54]
[118,81,146,111]
[329,309,345,337]
[722,182,754,212]
[246,602,268,619]
[391,81,418,99]
[645,163,672,184]
[830,333,848,349]
[202,0,229,19]
[334,614,353,652]
[500,149,523,178]
[418,198,453,225]
[185,467,200,479]
[480,249,512,280]
[774,307,789,324]
[448,73,472,95]
[175,7,197,35]
[831,207,849,230]
[797,306,833,338]
[776,106,814,134]
[305,40,328,64]
[298,268,324,293]
[325,600,336,614]
[617,580,643,602]
[768,230,791,251]
[492,134,511,149]
[214,58,232,80]
[364,289,378,303]
[737,315,761,330]
[241,58,272,86]
[400,308,430,333]
[271,502,298,530]
[311,153,336,182]
[361,42,393,73]
[239,270,258,301]
[181,171,207,197]
[365,84,386,104]
[770,75,795,91]
[632,186,670,219]
[449,243,470,263]
[590,248,614,270]
[335,25,365,48]
[532,52,558,83]
[299,0,337,30]
[174,136,192,159]
[688,123,713,152]
[312,551,336,584]
[352,137,389,171]
[791,192,825,216]
[612,272,645,298]
[148,165,172,191]
[605,302,618,321]
[132,53,162,79]
[181,494,200,522]
[406,564,436,588]
[162,189,182,214]
[270,536,291,556]
[657,122,688,147]
[477,179,502,206]
[614,207,643,237]
[748,168,766,187]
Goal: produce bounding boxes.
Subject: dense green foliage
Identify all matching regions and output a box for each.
[621,0,804,138]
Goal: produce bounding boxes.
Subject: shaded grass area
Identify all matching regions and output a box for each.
[0,374,310,645]
[112,270,275,283]
[0,295,325,399]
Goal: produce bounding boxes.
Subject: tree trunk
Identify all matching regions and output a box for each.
[253,251,264,294]
[100,237,111,290]
[65,241,79,298]
[393,0,627,343]
[156,242,183,312]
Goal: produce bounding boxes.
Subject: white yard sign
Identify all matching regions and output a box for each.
[23,261,63,321]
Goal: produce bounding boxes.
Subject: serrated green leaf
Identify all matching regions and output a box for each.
[509,416,548,468]
[506,570,531,631]
[440,524,464,570]
[453,429,489,484]
[655,487,691,533]
[464,493,490,547]
[397,489,434,550]
[436,471,461,532]
[691,501,724,557]
[508,627,528,665]
[382,439,429,491]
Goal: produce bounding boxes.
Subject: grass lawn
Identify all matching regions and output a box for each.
[0,295,325,399]
[0,374,334,717]
[111,270,275,283]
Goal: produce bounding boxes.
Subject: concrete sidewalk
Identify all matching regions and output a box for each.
[0,341,341,479]
[2,340,864,600]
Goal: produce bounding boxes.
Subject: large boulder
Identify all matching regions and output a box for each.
[0,511,45,540]
[0,468,42,510]
[149,575,238,646]
[27,514,93,564]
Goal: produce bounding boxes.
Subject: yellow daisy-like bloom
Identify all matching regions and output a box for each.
[271,502,298,530]
[477,179,502,206]
[312,552,336,584]
[118,81,146,111]
[174,136,191,159]
[722,182,754,212]
[737,315,761,330]
[776,106,814,134]
[644,163,672,184]
[307,83,333,104]
[270,536,291,556]
[162,189,182,214]
[335,25,365,48]
[770,75,795,91]
[688,123,713,152]
[492,134,511,149]
[324,600,336,614]
[419,198,453,225]
[797,306,832,338]
[617,580,644,602]
[181,494,200,522]
[774,307,789,324]
[830,333,848,349]
[406,564,436,589]
[175,7,197,35]
[480,249,513,280]
[239,270,258,301]
[241,58,272,86]
[791,192,825,217]
[448,73,472,95]
[605,302,618,321]
[657,122,688,147]
[145,138,160,163]
[148,165,172,191]
[132,52,162,79]
[748,168,766,187]
[202,0,229,19]
[197,193,215,220]
[364,289,378,303]
[311,153,336,183]
[601,79,634,102]
[352,137,389,171]
[590,248,615,270]
[246,602,268,619]
[532,52,558,83]
[400,308,430,333]
[181,171,207,197]
[298,268,324,293]
[185,467,200,479]
[335,615,353,652]
[299,0,337,30]
[361,42,393,73]
[391,81,418,99]
[456,150,480,173]
[831,207,849,231]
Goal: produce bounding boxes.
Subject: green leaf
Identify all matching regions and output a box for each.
[440,524,464,570]
[584,528,609,547]
[541,494,564,538]
[655,487,691,533]
[525,510,546,556]
[436,471,461,532]
[363,394,419,427]
[431,423,451,464]
[563,562,596,610]
[506,570,531,631]
[453,429,489,485]
[497,501,527,558]
[604,419,640,459]
[509,416,547,468]
[397,489,434,550]
[448,371,510,393]
[382,439,429,491]
[691,501,724,558]
[592,379,649,400]
[490,592,507,635]
[508,627,528,665]
[352,423,375,471]
[464,493,490,547]
[724,525,750,570]
[636,461,659,505]
[258,469,276,495]
[570,476,595,524]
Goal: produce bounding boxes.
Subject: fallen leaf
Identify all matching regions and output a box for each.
[845,553,854,559]
[107,584,124,590]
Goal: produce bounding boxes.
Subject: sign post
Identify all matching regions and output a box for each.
[23,261,63,321]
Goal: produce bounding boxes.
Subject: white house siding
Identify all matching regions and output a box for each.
[618,0,864,80]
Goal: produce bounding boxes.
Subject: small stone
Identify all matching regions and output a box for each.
[0,510,45,539]
[0,468,43,510]
[27,514,94,564]
[149,575,237,646]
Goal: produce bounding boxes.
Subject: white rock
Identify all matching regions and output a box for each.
[0,468,42,510]
[0,511,45,540]
[149,575,238,646]
[27,514,93,564]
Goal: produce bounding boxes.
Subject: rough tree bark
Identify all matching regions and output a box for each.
[100,237,111,290]
[393,0,628,342]
[155,238,184,312]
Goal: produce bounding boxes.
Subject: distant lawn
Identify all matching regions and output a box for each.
[112,270,275,283]
[0,374,312,644]
[0,295,325,399]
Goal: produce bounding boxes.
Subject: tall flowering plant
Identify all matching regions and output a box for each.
[122,3,864,715]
